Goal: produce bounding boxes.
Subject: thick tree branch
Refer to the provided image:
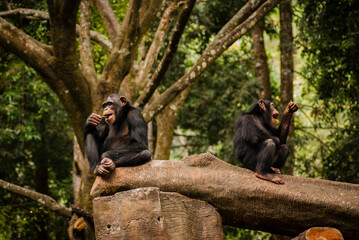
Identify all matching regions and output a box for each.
[90,153,359,239]
[135,0,196,108]
[92,0,120,43]
[0,17,53,65]
[80,0,98,92]
[139,0,163,35]
[213,0,265,42]
[46,0,92,151]
[47,0,80,60]
[0,179,72,218]
[142,0,280,122]
[89,29,113,51]
[95,0,142,103]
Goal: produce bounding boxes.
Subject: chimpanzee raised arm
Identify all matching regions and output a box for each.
[233,99,298,184]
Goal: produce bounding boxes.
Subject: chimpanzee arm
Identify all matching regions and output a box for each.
[277,102,298,144]
[127,108,149,148]
[84,115,108,172]
[236,115,272,144]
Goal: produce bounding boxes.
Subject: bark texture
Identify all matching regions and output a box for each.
[252,19,271,100]
[280,0,295,175]
[91,153,359,239]
[93,187,223,240]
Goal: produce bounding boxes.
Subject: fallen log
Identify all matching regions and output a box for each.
[91,153,359,239]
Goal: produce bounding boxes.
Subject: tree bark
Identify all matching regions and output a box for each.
[154,88,191,159]
[280,0,294,175]
[91,153,359,239]
[252,19,272,100]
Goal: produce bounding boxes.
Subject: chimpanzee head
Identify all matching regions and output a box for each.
[102,94,128,125]
[246,99,279,128]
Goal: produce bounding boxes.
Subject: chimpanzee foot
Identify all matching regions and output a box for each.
[255,172,284,185]
[271,167,281,174]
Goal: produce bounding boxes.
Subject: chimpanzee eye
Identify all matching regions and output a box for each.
[102,102,113,108]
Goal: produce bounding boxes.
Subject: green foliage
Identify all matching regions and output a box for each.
[177,39,258,163]
[223,226,271,240]
[0,52,73,239]
[296,0,359,183]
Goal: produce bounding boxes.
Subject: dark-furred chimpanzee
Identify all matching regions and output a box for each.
[84,94,151,176]
[233,99,298,184]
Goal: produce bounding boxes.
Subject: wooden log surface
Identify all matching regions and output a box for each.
[91,153,359,239]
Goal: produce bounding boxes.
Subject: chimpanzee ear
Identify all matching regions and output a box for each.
[258,99,266,111]
[120,96,127,107]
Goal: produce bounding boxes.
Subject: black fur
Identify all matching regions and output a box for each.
[84,94,151,173]
[233,100,289,174]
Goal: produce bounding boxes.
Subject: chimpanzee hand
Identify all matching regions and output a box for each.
[101,158,116,171]
[286,102,299,113]
[93,164,109,176]
[93,158,115,176]
[86,113,102,127]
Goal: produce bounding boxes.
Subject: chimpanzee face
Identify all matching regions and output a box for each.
[102,100,116,125]
[102,94,127,125]
[258,99,279,128]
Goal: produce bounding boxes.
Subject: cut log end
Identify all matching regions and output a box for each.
[293,227,344,240]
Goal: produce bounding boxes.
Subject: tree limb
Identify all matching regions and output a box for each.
[213,0,264,42]
[139,0,163,36]
[92,0,120,43]
[80,0,98,92]
[0,179,72,218]
[0,17,58,82]
[135,0,196,108]
[133,1,180,96]
[90,153,359,239]
[0,7,112,52]
[142,0,281,122]
[95,0,143,103]
[0,8,49,19]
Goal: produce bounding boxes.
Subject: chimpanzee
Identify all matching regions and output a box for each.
[233,99,298,184]
[84,93,151,176]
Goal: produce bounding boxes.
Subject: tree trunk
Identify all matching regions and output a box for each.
[91,153,359,239]
[70,137,96,240]
[280,0,294,175]
[252,19,272,100]
[154,88,191,160]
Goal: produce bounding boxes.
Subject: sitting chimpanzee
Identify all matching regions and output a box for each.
[233,99,298,184]
[84,93,151,176]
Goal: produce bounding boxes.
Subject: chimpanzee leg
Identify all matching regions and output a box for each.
[255,139,276,173]
[85,133,101,172]
[101,143,151,167]
[254,139,284,184]
[272,144,289,169]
